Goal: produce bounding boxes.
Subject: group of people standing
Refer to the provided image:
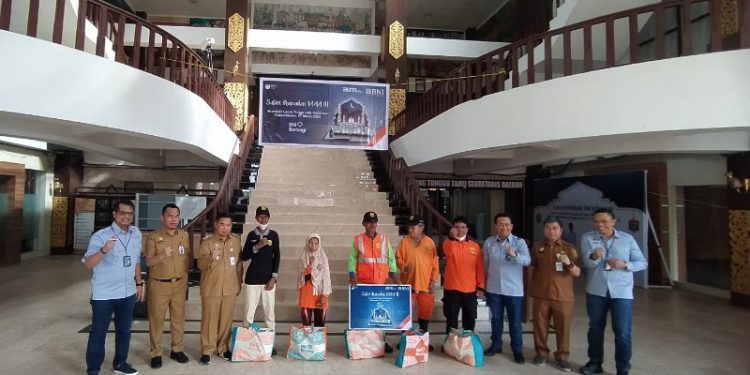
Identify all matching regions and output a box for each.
[81,200,646,375]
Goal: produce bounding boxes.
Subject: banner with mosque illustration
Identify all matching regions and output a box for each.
[259,78,389,150]
[531,171,649,289]
[349,284,412,330]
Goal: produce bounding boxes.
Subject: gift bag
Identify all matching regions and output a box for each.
[287,326,326,361]
[344,329,386,359]
[395,328,429,368]
[442,329,484,368]
[230,324,274,362]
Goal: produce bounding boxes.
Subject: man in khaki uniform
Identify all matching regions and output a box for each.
[144,203,191,369]
[198,213,243,365]
[529,216,581,372]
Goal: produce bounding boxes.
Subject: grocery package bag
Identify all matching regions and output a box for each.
[344,329,386,359]
[287,325,326,361]
[442,329,484,368]
[229,324,274,362]
[395,328,429,368]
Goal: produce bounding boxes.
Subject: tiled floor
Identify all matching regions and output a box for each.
[1,256,749,374]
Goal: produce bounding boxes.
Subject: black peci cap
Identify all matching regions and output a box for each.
[407,215,424,226]
[362,211,379,222]
[255,205,270,217]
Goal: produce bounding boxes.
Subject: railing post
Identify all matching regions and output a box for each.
[75,0,88,50]
[0,0,11,31]
[605,19,615,67]
[710,0,723,51]
[96,6,108,57]
[26,0,39,38]
[678,1,693,56]
[740,0,750,48]
[544,35,552,80]
[52,0,66,44]
[654,6,666,59]
[132,22,142,69]
[629,14,639,64]
[526,40,535,84]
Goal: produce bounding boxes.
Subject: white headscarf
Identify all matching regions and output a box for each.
[297,233,332,296]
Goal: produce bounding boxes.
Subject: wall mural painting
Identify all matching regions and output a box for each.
[252,51,372,68]
[253,3,373,35]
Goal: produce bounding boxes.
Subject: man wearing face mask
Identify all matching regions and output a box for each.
[441,216,485,338]
[241,206,280,353]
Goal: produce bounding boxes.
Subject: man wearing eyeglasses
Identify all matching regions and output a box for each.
[82,200,144,375]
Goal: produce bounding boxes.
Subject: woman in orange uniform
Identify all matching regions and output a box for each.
[297,233,331,326]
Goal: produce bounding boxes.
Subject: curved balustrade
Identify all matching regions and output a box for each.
[185,116,256,251]
[0,0,235,129]
[392,0,750,140]
[377,149,459,250]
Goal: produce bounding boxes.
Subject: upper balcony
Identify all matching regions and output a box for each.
[0,0,239,167]
[389,0,750,175]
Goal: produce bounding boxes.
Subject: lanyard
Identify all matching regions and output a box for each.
[599,235,615,257]
[112,227,132,253]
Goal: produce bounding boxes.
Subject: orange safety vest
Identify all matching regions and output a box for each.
[355,232,390,284]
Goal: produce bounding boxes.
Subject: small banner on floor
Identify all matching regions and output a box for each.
[349,284,412,330]
[259,78,389,150]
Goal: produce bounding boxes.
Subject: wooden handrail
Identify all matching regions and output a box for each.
[184,116,256,251]
[0,0,235,130]
[376,149,461,252]
[392,0,750,140]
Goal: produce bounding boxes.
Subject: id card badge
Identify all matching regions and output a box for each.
[229,256,236,266]
[555,261,564,272]
[178,245,185,255]
[590,239,603,249]
[123,255,132,267]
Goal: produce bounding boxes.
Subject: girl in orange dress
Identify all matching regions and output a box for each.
[297,233,331,326]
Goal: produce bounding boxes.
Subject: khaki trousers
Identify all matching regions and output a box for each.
[200,295,237,355]
[147,278,187,357]
[243,284,276,331]
[533,298,574,361]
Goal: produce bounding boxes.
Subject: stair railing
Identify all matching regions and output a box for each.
[391,0,750,140]
[378,149,456,250]
[0,0,236,129]
[184,116,256,251]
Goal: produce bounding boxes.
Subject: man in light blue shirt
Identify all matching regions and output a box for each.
[481,213,530,364]
[82,200,144,375]
[579,208,647,375]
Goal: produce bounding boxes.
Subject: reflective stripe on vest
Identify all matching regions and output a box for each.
[356,233,388,263]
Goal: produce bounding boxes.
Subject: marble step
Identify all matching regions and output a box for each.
[250,233,400,249]
[250,190,387,200]
[257,175,378,185]
[240,205,396,216]
[253,182,381,192]
[260,213,396,225]
[243,223,399,236]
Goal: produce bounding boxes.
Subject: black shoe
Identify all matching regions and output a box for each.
[579,361,604,375]
[384,342,394,354]
[170,351,189,364]
[200,354,211,365]
[533,355,547,367]
[513,352,525,364]
[221,351,232,361]
[558,360,572,372]
[113,362,138,375]
[616,371,629,375]
[429,344,434,352]
[484,345,501,356]
[150,356,162,369]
